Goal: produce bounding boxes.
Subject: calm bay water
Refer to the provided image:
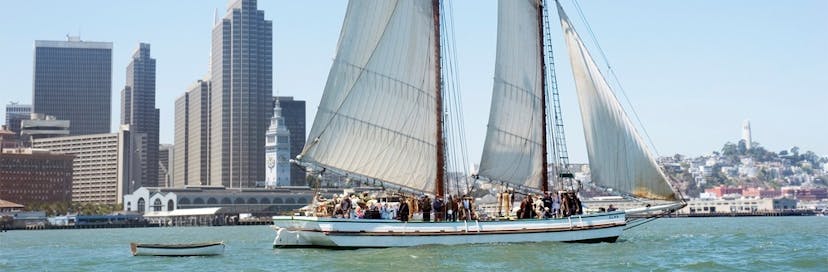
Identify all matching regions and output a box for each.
[1,217,826,271]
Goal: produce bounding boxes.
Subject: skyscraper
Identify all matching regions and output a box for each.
[33,37,112,135]
[173,92,189,187]
[4,102,31,135]
[210,0,272,188]
[174,80,210,188]
[122,43,160,187]
[272,96,306,186]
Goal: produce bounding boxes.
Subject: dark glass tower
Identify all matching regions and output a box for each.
[33,37,112,135]
[210,0,272,188]
[122,43,160,188]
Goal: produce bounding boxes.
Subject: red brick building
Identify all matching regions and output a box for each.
[782,187,828,201]
[0,149,73,205]
[742,187,781,199]
[705,186,743,198]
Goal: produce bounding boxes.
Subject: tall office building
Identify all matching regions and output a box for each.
[33,37,112,135]
[272,96,305,186]
[4,102,31,135]
[173,92,188,187]
[121,43,160,187]
[210,0,272,188]
[173,80,210,187]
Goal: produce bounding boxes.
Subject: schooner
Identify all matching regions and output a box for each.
[272,0,684,248]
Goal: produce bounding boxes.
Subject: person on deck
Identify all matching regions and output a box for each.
[381,203,390,219]
[452,195,460,221]
[501,189,512,218]
[433,196,444,222]
[552,193,561,218]
[421,195,432,222]
[341,196,352,219]
[607,204,617,212]
[461,195,471,220]
[542,192,553,219]
[560,192,571,217]
[517,196,527,219]
[398,197,410,222]
[573,193,583,215]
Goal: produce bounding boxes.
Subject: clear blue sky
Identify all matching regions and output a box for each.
[1,0,826,163]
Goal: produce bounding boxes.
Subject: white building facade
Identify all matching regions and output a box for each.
[265,101,291,187]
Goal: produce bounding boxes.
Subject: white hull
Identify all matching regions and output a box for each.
[273,211,625,248]
[130,242,225,256]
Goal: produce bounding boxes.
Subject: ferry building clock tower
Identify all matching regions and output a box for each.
[265,101,291,187]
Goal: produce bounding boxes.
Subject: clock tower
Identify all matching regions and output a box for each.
[265,100,291,187]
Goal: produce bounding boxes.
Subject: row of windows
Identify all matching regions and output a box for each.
[177,196,307,205]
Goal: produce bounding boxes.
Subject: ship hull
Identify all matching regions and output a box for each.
[272,211,625,248]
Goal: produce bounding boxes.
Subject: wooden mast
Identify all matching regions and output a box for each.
[433,0,445,198]
[537,0,550,193]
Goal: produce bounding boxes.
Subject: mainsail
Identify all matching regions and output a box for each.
[299,0,439,193]
[556,2,676,200]
[478,0,546,190]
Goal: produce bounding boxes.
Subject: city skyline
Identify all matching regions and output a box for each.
[0,0,825,164]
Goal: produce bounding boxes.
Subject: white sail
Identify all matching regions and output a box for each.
[556,2,676,200]
[478,0,546,189]
[300,0,438,193]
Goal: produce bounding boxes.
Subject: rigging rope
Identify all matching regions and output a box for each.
[441,0,473,197]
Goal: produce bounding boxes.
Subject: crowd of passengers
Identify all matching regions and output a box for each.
[313,190,595,222]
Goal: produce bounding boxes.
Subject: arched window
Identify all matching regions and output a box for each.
[179,198,191,205]
[153,199,162,212]
[194,198,205,205]
[234,198,245,205]
[207,198,218,205]
[298,197,308,204]
[221,197,232,204]
[286,198,296,204]
[167,200,175,211]
[248,198,258,204]
[137,198,146,212]
[274,198,283,204]
[260,198,271,204]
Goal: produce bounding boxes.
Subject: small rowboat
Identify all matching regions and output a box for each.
[130,241,225,256]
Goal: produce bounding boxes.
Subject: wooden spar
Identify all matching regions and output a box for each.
[537,0,550,193]
[433,0,445,198]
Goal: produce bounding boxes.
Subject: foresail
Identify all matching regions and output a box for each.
[556,2,676,200]
[478,0,545,189]
[300,0,437,193]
